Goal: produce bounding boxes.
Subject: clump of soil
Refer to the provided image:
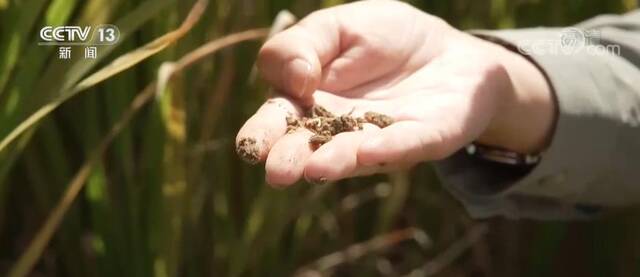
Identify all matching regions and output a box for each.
[287,105,394,149]
[363,111,394,128]
[236,137,260,164]
[236,105,395,164]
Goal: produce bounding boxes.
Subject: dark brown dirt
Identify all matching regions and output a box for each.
[236,137,260,164]
[287,105,395,149]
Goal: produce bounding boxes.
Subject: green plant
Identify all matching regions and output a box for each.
[0,0,637,276]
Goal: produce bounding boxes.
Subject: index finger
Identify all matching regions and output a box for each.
[235,96,302,164]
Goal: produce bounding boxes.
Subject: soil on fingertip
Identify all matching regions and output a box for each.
[287,105,394,149]
[236,137,260,164]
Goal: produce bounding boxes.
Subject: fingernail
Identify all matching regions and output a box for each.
[308,177,328,185]
[285,58,312,98]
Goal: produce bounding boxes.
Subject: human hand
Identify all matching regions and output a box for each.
[236,0,555,187]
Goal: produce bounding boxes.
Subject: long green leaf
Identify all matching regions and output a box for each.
[7,25,273,277]
[0,0,208,155]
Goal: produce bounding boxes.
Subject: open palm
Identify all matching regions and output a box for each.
[237,0,527,186]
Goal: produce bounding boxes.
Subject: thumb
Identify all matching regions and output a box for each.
[257,9,340,102]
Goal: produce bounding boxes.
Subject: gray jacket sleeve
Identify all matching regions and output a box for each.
[435,10,640,220]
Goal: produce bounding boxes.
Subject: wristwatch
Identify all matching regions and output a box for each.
[465,143,541,166]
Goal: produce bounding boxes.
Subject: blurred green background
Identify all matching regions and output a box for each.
[0,0,638,276]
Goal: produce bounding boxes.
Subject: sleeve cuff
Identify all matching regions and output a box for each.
[435,27,638,219]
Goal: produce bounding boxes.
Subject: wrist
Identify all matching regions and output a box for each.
[476,39,556,154]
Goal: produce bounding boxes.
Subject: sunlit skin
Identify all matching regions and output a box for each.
[236,0,555,187]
